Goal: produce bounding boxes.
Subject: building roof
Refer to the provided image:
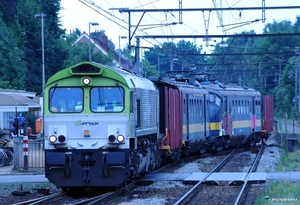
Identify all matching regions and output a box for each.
[0,93,41,112]
[74,31,109,55]
[73,30,134,70]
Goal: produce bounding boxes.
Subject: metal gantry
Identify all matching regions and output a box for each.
[118,5,300,48]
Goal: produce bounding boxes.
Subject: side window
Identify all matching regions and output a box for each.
[255,100,261,114]
[183,98,186,115]
[200,100,202,116]
[190,99,193,117]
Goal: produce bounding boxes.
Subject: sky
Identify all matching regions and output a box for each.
[59,0,300,53]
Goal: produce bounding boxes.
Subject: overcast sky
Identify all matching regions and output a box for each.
[59,0,300,52]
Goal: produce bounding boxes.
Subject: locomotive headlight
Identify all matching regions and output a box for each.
[117,135,125,143]
[49,135,57,143]
[82,77,91,86]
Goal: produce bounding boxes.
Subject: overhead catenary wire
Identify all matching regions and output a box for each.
[78,0,161,48]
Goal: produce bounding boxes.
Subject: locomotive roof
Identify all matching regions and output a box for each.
[201,82,260,97]
[151,77,209,95]
[46,62,157,91]
[154,71,260,96]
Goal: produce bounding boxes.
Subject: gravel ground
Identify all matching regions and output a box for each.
[0,182,60,205]
[107,132,284,205]
[112,181,194,205]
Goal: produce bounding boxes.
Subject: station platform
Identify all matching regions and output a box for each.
[0,174,48,183]
[137,171,300,185]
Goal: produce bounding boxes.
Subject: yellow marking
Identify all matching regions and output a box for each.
[183,123,205,134]
[162,128,169,141]
[162,146,172,155]
[232,120,252,128]
[163,145,170,150]
[209,122,221,130]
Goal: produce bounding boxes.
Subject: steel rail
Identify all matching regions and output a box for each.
[233,144,265,205]
[12,192,65,205]
[173,149,237,205]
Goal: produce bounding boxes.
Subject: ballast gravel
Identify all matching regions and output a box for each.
[110,132,283,205]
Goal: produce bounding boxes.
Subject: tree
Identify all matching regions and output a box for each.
[143,40,205,76]
[0,11,26,89]
[141,59,157,77]
[257,20,300,93]
[273,63,297,118]
[206,30,263,86]
[15,0,67,95]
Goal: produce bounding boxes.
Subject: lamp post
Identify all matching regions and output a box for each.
[34,13,46,165]
[89,22,99,61]
[118,36,127,66]
[295,48,300,120]
[35,13,46,95]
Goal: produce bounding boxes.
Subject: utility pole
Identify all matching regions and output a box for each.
[89,22,99,61]
[35,13,46,139]
[118,36,127,67]
[295,48,300,120]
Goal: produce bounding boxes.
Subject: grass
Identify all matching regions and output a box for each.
[275,151,300,172]
[255,181,300,205]
[255,144,300,205]
[255,118,300,204]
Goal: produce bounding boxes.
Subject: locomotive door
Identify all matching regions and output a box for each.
[182,94,189,140]
[251,97,256,130]
[223,96,233,135]
[165,86,182,149]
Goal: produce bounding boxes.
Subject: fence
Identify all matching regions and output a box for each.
[13,139,44,169]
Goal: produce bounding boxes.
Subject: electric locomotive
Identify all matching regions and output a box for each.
[200,80,268,150]
[43,62,161,191]
[157,71,273,154]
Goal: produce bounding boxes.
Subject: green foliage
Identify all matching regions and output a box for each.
[273,63,298,118]
[206,30,261,86]
[13,0,67,95]
[144,40,205,76]
[141,59,157,77]
[255,181,300,205]
[0,11,26,90]
[275,151,300,171]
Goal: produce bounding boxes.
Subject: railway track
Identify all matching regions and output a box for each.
[173,144,265,205]
[12,192,67,205]
[11,146,263,205]
[233,144,264,205]
[12,182,136,205]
